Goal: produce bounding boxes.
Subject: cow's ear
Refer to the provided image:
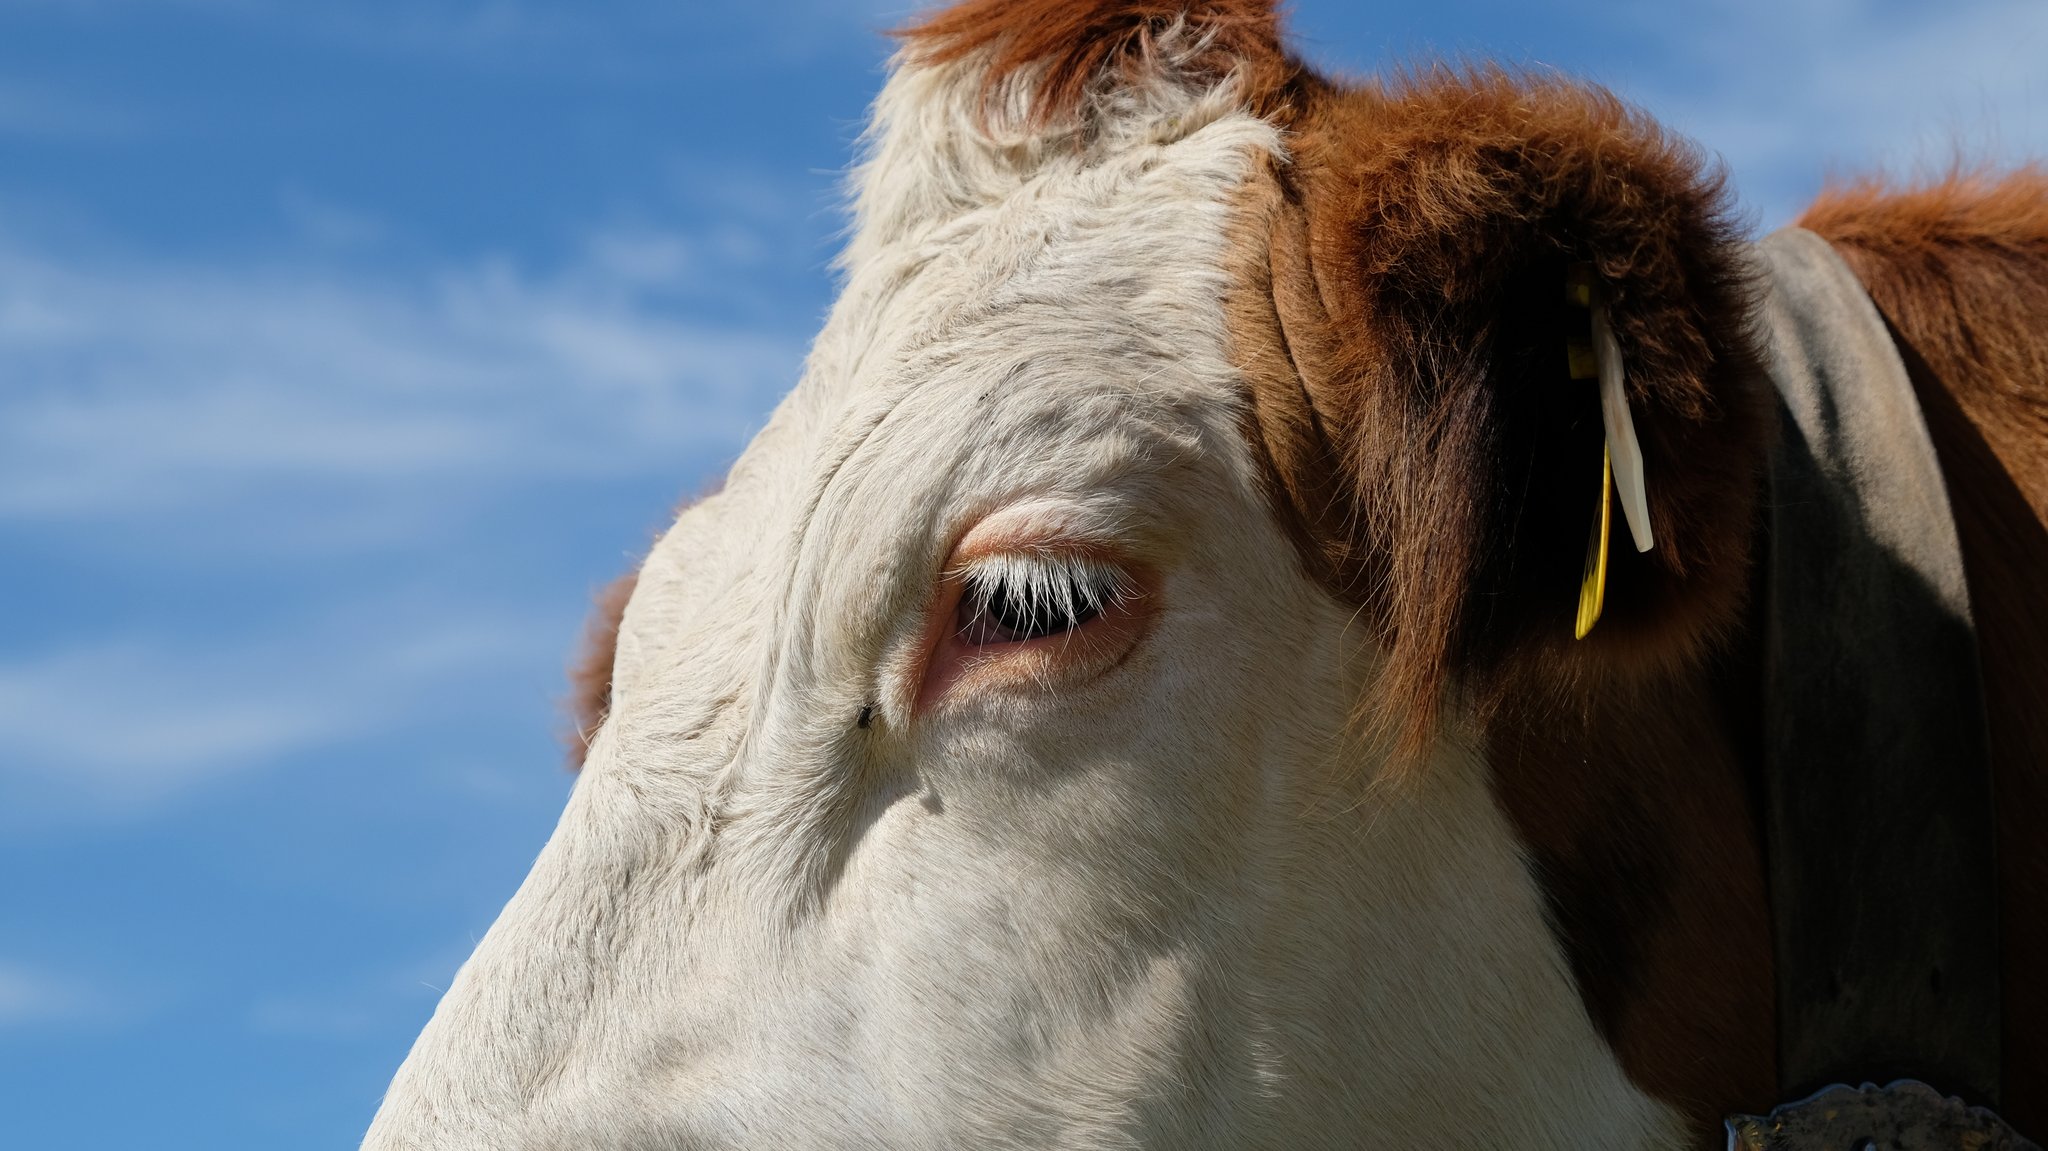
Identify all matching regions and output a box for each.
[1239,69,1769,746]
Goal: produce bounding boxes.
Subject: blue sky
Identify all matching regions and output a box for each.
[0,1,2042,1146]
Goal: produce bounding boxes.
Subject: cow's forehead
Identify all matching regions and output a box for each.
[609,96,1284,743]
[826,90,1283,416]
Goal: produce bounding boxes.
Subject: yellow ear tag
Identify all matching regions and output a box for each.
[1575,444,1613,640]
[1565,262,1651,639]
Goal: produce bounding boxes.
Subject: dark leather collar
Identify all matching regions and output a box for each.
[1752,228,2002,1106]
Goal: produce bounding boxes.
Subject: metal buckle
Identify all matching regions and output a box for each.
[1726,1080,2039,1150]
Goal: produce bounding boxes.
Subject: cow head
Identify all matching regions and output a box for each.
[364,2,1765,1146]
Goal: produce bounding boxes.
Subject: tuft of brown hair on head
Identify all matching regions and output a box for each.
[565,569,638,771]
[1238,66,1770,752]
[894,0,1301,130]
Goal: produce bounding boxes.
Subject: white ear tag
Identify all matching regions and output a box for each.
[1591,296,1654,553]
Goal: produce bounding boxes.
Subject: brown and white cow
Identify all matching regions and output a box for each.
[363,2,2048,1146]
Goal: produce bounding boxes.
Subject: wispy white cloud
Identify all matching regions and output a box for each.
[0,962,105,1028]
[0,78,144,140]
[0,644,339,794]
[1611,0,2048,225]
[0,174,811,818]
[294,0,920,68]
[0,223,801,539]
[0,611,553,814]
[0,0,913,75]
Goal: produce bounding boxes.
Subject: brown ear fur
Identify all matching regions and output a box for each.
[896,0,1301,128]
[565,569,638,770]
[1245,68,1769,747]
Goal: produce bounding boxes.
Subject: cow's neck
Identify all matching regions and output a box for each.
[1484,650,1780,1127]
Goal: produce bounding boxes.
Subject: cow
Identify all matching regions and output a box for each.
[361,1,2048,1146]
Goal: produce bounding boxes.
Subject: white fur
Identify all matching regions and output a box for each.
[363,42,1683,1151]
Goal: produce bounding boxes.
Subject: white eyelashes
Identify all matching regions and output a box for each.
[955,552,1134,644]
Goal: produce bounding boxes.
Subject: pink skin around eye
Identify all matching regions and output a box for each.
[909,519,1156,718]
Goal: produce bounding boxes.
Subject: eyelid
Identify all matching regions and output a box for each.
[947,497,1130,564]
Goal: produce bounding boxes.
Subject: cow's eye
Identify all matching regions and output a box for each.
[957,556,1126,645]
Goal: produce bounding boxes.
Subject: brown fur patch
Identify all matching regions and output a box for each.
[895,0,1303,129]
[1226,63,1777,1131]
[1801,168,2048,1130]
[565,569,637,770]
[1257,67,1770,752]
[1486,657,1778,1132]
